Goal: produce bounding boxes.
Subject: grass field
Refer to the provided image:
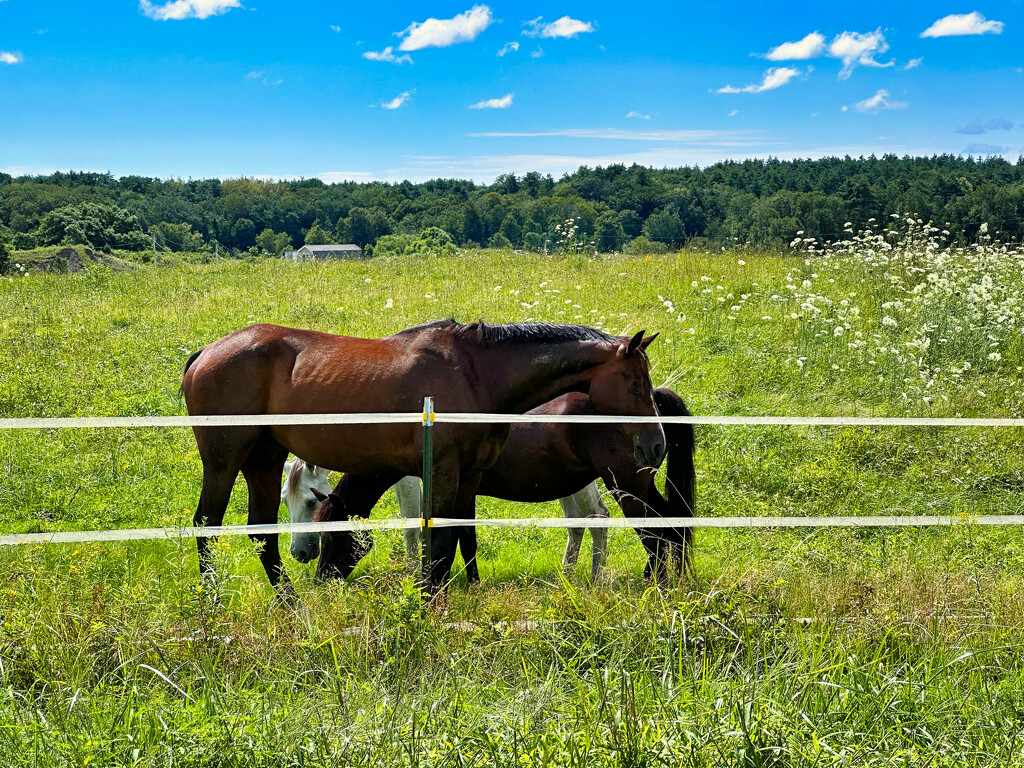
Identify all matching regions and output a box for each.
[2,223,1024,766]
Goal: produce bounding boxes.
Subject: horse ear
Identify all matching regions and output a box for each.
[617,330,644,358]
[639,332,659,351]
[311,487,328,502]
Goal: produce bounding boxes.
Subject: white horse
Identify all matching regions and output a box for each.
[281,458,609,580]
[281,458,333,563]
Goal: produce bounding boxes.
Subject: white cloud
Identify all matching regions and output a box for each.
[530,48,544,58]
[0,51,23,65]
[766,29,893,79]
[397,5,492,51]
[522,15,594,39]
[921,11,1004,38]
[851,89,907,113]
[904,57,923,70]
[765,32,825,60]
[245,70,282,85]
[497,41,519,56]
[625,110,649,120]
[382,90,413,110]
[138,0,240,21]
[717,66,801,93]
[727,110,739,117]
[363,46,413,64]
[330,25,341,33]
[469,92,514,109]
[828,29,892,79]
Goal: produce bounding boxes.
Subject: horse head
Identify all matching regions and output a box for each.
[281,458,332,563]
[311,487,374,580]
[588,330,665,468]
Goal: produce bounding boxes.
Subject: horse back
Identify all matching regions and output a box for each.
[181,323,432,415]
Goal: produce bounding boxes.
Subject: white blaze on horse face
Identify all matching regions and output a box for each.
[282,458,332,562]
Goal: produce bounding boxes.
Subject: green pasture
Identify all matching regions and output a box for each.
[1,239,1024,766]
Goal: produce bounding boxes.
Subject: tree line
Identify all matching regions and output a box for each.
[1,154,1022,259]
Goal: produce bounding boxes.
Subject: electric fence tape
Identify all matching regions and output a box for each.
[1,410,1022,547]
[2,414,1024,429]
[3,515,1024,548]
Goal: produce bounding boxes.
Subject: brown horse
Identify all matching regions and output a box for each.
[181,320,664,594]
[310,387,695,584]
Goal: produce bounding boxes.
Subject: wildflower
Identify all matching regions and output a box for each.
[384,298,394,309]
[988,352,1002,362]
[882,316,898,328]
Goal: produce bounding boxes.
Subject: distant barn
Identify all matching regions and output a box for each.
[291,244,364,260]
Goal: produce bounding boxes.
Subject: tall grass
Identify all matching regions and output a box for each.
[1,227,1023,765]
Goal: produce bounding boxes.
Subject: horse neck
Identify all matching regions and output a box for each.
[477,340,610,413]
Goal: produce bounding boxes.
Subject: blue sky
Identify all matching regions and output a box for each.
[1,1,1021,182]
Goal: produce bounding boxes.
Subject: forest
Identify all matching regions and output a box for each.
[1,153,1022,259]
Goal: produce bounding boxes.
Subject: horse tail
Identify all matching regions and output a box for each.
[653,387,696,571]
[179,348,205,398]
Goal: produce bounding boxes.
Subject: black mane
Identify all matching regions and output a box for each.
[458,321,617,345]
[390,318,460,336]
[394,318,618,345]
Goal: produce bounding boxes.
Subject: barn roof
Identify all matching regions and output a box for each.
[298,244,363,252]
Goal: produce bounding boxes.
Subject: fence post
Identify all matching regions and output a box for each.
[420,396,434,585]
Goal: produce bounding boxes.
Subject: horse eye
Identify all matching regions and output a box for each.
[306,500,317,509]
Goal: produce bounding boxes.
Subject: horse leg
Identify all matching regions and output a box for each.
[604,472,667,582]
[192,426,261,582]
[393,476,422,568]
[424,464,476,594]
[458,527,481,584]
[454,475,483,585]
[558,495,584,574]
[575,481,609,582]
[240,439,290,598]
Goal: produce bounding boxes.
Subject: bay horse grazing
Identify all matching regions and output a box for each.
[181,320,663,595]
[313,387,695,584]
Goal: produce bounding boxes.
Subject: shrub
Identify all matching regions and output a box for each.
[413,226,455,256]
[11,231,36,250]
[0,228,9,275]
[487,232,512,249]
[373,233,416,257]
[627,236,667,255]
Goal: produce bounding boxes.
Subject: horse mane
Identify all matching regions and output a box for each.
[393,318,618,346]
[284,458,310,506]
[458,321,617,346]
[390,318,460,336]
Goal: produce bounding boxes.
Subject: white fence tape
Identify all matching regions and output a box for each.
[2,514,1022,548]
[1,410,1020,549]
[1,413,1023,430]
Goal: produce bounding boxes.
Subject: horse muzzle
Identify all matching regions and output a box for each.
[633,426,667,468]
[290,543,320,564]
